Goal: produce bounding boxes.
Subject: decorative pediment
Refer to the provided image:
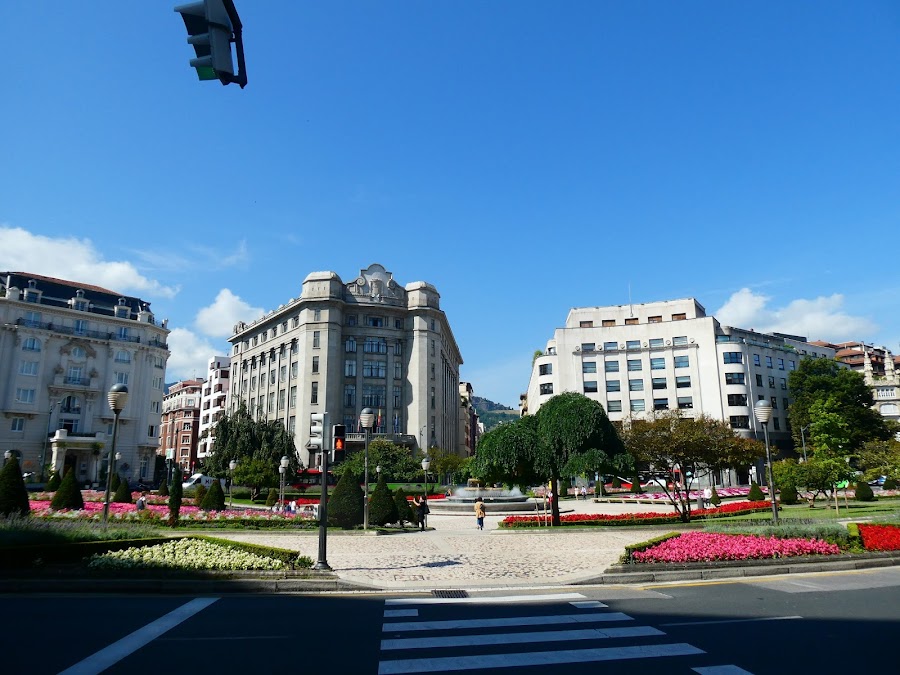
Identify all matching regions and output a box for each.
[60,340,97,358]
[346,263,405,304]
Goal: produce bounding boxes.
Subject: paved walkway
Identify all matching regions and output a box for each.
[218,499,680,590]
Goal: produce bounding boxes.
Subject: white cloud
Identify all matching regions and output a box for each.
[0,225,179,298]
[164,328,224,381]
[715,288,878,342]
[194,288,265,338]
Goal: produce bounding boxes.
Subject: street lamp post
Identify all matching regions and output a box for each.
[3,450,10,466]
[800,425,809,462]
[102,384,129,526]
[421,456,430,529]
[40,398,63,483]
[754,399,779,523]
[229,459,237,510]
[360,407,375,530]
[279,455,289,508]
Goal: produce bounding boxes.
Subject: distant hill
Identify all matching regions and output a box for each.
[473,396,518,432]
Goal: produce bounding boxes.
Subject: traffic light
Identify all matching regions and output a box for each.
[332,424,346,461]
[309,413,324,453]
[174,0,247,87]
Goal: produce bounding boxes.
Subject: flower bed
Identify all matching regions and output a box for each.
[87,538,289,571]
[858,524,900,551]
[630,531,840,563]
[610,487,759,501]
[499,501,773,528]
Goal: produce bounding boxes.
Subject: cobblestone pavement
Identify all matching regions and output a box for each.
[218,499,680,590]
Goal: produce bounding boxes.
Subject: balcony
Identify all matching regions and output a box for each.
[64,376,92,386]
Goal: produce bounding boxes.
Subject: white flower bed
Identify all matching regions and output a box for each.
[87,538,287,571]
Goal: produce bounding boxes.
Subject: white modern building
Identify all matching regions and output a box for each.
[227,264,463,468]
[160,379,202,473]
[524,298,835,459]
[0,272,169,485]
[198,355,230,463]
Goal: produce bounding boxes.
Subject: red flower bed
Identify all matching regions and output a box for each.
[858,524,900,551]
[500,501,773,527]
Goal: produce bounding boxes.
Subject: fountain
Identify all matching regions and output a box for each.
[428,482,539,514]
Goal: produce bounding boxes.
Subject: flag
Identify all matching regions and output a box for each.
[377,408,383,432]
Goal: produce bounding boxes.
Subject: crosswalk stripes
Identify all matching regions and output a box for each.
[378,592,755,675]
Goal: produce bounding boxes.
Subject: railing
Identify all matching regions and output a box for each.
[15,318,145,343]
[63,377,92,386]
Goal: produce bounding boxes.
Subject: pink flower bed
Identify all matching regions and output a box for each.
[28,500,316,522]
[615,487,759,501]
[632,531,840,563]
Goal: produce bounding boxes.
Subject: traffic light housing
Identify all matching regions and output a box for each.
[174,0,247,87]
[332,424,346,460]
[309,413,325,453]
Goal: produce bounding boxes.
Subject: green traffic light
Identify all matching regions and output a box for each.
[195,66,217,80]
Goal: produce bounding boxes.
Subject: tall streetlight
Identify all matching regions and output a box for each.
[229,459,237,510]
[421,455,431,529]
[279,455,290,508]
[754,399,779,523]
[39,398,64,483]
[360,407,375,530]
[102,384,128,526]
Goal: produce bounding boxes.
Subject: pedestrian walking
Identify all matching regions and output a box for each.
[580,485,588,500]
[415,496,429,531]
[474,497,486,530]
[703,486,713,509]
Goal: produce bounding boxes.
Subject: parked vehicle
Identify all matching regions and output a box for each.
[181,473,225,489]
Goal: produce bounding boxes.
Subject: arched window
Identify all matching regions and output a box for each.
[22,337,41,352]
[881,404,899,416]
[71,346,86,359]
[61,395,81,414]
[115,350,131,363]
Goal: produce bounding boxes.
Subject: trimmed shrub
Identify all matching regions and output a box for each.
[157,480,169,497]
[112,479,133,504]
[630,474,643,494]
[709,485,721,506]
[200,480,226,511]
[194,483,208,507]
[855,480,875,502]
[110,472,121,493]
[46,471,62,491]
[0,456,30,517]
[779,484,799,505]
[611,476,622,489]
[265,488,278,507]
[328,469,364,529]
[748,482,765,501]
[231,487,251,500]
[369,473,399,526]
[168,469,183,526]
[883,478,898,490]
[393,487,413,526]
[50,469,84,511]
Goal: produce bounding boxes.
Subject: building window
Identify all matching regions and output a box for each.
[607,400,622,412]
[648,316,662,324]
[629,379,644,392]
[363,360,386,378]
[730,416,750,429]
[777,358,785,370]
[345,360,357,377]
[674,355,689,368]
[19,361,38,376]
[672,313,686,321]
[11,417,25,432]
[653,398,669,411]
[313,331,320,348]
[753,354,761,367]
[627,359,642,371]
[22,338,41,352]
[393,385,402,407]
[394,342,402,356]
[291,362,298,379]
[73,347,87,360]
[768,376,776,388]
[672,336,688,346]
[313,309,321,321]
[583,381,598,393]
[539,364,552,376]
[650,358,665,370]
[75,319,89,335]
[151,401,160,413]
[625,318,638,325]
[770,396,778,409]
[583,362,597,374]
[765,356,773,368]
[291,341,299,354]
[581,343,596,352]
[394,362,402,379]
[278,389,286,410]
[366,315,384,327]
[783,397,790,410]
[652,377,667,390]
[675,375,691,388]
[310,382,318,404]
[430,387,436,409]
[292,316,300,328]
[677,396,693,409]
[602,319,616,327]
[345,337,356,353]
[631,399,646,412]
[365,337,387,354]
[288,386,297,408]
[723,352,743,364]
[728,394,748,406]
[395,318,403,329]
[604,360,619,373]
[269,370,276,385]
[346,314,357,327]
[115,350,130,363]
[362,385,385,407]
[431,340,435,356]
[725,372,745,385]
[606,380,620,393]
[780,378,787,390]
[431,363,435,380]
[250,376,257,391]
[153,376,163,390]
[312,356,319,374]
[288,416,296,433]
[540,383,554,395]
[603,341,618,350]
[755,374,763,387]
[115,372,128,385]
[773,417,781,430]
[148,425,156,437]
[343,385,355,407]
[626,340,640,351]
[649,338,664,348]
[280,365,287,381]
[579,321,593,328]
[788,360,796,371]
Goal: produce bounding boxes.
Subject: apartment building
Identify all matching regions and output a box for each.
[0,272,169,485]
[197,355,230,463]
[160,379,203,472]
[227,264,463,468]
[524,298,835,457]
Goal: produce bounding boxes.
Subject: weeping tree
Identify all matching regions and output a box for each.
[469,415,542,491]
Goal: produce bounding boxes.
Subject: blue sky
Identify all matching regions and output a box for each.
[2,1,898,408]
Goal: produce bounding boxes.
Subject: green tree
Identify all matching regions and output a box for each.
[856,439,900,482]
[194,483,208,506]
[794,456,855,501]
[168,468,183,526]
[50,468,84,511]
[709,485,721,506]
[0,456,30,517]
[200,480,226,511]
[427,448,465,487]
[788,358,892,453]
[327,468,364,528]
[393,487,413,526]
[854,479,875,502]
[807,396,853,458]
[470,415,542,490]
[748,482,765,501]
[265,487,278,507]
[110,472,121,493]
[338,438,420,482]
[369,473,399,526]
[157,478,169,497]
[113,479,132,503]
[233,457,280,501]
[773,458,802,491]
[779,484,799,505]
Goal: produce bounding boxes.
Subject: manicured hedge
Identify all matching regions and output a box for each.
[0,537,174,569]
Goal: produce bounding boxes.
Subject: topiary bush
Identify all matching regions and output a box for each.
[46,471,62,491]
[168,469,183,526]
[369,473,398,526]
[194,483,208,507]
[884,478,898,490]
[113,479,133,504]
[709,485,721,506]
[393,487,413,526]
[200,480,226,511]
[855,480,875,502]
[611,476,622,489]
[748,482,765,501]
[265,488,278,507]
[779,484,798,505]
[50,469,84,511]
[157,479,169,497]
[110,472,121,493]
[0,456,30,517]
[630,473,643,494]
[328,469,364,529]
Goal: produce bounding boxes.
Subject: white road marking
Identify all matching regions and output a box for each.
[378,643,704,673]
[570,600,607,608]
[693,666,755,674]
[58,597,219,675]
[384,592,586,605]
[384,609,419,618]
[383,611,633,632]
[662,616,801,627]
[381,625,664,650]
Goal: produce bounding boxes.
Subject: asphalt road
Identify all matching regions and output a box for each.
[3,568,899,675]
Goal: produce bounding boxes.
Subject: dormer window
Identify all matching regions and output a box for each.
[115,298,129,318]
[24,280,41,303]
[72,289,88,311]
